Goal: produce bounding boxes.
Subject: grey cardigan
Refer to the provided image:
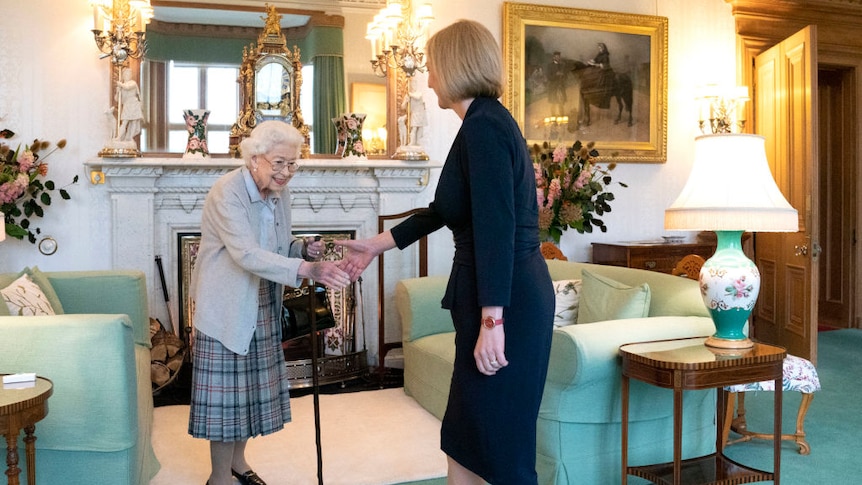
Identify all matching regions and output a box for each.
[191,166,303,355]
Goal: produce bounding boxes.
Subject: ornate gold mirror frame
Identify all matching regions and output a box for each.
[229,5,309,157]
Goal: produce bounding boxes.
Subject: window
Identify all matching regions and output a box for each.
[140,61,239,153]
[141,60,315,154]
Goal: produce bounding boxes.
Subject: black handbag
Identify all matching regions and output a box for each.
[281,281,337,342]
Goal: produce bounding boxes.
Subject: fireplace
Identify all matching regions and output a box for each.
[84,156,439,371]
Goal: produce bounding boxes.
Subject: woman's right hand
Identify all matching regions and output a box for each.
[299,261,351,289]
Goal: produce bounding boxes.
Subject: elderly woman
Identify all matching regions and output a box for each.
[188,120,350,485]
[339,20,554,485]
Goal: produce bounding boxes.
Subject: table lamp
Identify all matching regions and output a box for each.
[665,132,798,349]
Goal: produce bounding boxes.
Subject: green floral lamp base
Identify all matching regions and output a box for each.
[700,230,758,349]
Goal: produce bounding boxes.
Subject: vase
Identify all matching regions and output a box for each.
[331,116,345,156]
[182,109,210,159]
[339,112,367,160]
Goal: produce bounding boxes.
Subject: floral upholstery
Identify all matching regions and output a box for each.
[725,354,821,393]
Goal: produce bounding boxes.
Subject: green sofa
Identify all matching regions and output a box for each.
[0,270,160,485]
[396,259,718,484]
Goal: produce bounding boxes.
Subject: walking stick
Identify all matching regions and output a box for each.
[307,279,324,485]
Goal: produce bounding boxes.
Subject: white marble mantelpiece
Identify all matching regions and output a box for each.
[84,156,440,366]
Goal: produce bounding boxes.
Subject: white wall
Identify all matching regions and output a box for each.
[0,0,736,278]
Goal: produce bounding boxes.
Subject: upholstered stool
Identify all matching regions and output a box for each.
[722,354,821,455]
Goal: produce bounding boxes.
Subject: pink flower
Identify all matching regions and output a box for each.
[17,150,35,172]
[536,187,547,208]
[574,166,592,190]
[552,145,567,163]
[547,178,562,205]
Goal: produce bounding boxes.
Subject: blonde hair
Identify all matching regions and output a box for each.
[239,121,303,163]
[425,20,503,102]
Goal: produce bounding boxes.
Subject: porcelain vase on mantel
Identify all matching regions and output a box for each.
[182,109,210,159]
[338,112,367,160]
[332,116,345,157]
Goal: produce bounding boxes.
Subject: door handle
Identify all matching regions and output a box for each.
[812,242,822,259]
[794,245,808,257]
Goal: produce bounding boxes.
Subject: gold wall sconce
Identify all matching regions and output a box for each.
[90,0,152,65]
[90,0,153,158]
[366,0,434,78]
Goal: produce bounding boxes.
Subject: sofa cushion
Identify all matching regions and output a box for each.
[552,279,581,326]
[0,266,66,316]
[577,270,650,324]
[545,260,709,318]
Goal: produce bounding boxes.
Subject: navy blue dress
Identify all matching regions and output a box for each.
[391,96,554,484]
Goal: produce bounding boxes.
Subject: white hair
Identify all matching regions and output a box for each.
[239,121,303,164]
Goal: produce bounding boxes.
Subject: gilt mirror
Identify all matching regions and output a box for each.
[229,4,307,157]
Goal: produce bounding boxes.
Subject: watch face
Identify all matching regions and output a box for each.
[482,316,501,328]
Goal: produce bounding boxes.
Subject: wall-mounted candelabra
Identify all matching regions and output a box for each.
[366,0,434,78]
[90,0,152,157]
[90,0,152,65]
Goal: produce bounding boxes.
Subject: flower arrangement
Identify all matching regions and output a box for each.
[532,140,626,244]
[1,129,78,243]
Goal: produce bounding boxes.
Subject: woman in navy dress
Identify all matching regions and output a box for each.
[339,20,554,485]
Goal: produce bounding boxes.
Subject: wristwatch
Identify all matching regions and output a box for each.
[482,316,504,329]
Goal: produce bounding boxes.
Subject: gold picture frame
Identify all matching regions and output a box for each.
[178,233,201,348]
[502,2,668,163]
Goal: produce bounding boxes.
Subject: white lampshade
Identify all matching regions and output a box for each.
[665,133,798,232]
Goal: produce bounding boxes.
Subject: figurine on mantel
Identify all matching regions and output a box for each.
[394,76,429,161]
[99,66,143,158]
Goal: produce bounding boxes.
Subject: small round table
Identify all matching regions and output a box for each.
[0,375,53,485]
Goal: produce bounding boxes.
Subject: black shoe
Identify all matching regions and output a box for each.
[231,468,267,485]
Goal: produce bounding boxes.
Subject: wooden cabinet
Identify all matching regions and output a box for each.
[591,242,715,274]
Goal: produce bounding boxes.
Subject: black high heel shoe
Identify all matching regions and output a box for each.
[231,468,267,485]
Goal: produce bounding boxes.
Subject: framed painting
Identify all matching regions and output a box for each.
[178,232,201,349]
[503,3,668,163]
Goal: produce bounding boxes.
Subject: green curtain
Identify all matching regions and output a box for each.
[313,55,345,155]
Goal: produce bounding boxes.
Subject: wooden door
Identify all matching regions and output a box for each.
[817,66,856,329]
[753,26,820,363]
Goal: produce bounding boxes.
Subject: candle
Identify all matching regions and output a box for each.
[93,5,104,31]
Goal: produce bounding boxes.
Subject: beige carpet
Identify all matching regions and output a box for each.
[150,388,447,485]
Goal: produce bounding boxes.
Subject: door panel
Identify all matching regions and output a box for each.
[753,26,819,363]
[817,67,856,328]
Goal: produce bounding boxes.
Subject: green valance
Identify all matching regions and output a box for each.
[145,25,343,65]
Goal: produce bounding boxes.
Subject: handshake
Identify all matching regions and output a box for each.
[299,232,396,290]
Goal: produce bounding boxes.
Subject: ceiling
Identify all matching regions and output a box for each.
[152,5,311,28]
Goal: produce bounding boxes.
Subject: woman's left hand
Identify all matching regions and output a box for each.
[475,326,507,376]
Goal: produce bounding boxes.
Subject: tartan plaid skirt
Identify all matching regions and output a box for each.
[188,279,291,441]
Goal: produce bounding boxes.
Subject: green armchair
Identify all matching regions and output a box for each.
[0,269,160,485]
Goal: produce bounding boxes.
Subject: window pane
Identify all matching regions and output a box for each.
[169,130,188,153]
[206,67,239,125]
[168,64,200,124]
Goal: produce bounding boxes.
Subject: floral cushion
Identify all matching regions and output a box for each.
[1,273,58,316]
[552,279,581,326]
[724,354,821,393]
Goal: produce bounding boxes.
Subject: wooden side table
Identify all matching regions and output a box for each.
[619,338,785,485]
[0,376,53,485]
[592,242,715,274]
